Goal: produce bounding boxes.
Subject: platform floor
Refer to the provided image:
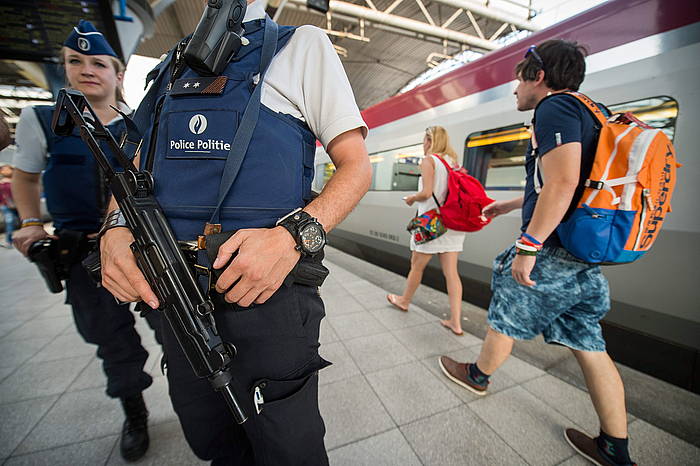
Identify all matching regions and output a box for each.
[0,245,698,465]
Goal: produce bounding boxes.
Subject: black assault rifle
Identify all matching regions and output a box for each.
[52,88,247,424]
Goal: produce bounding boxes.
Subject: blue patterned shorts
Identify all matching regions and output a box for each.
[487,246,610,352]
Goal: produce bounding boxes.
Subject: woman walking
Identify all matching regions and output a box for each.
[387,126,466,335]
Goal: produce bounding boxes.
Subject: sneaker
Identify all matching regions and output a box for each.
[438,356,488,395]
[564,428,636,466]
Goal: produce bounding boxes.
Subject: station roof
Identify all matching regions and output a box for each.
[137,0,540,109]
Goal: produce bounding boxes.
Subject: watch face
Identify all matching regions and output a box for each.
[300,224,325,253]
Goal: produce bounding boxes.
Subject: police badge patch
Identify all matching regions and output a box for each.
[77,37,91,51]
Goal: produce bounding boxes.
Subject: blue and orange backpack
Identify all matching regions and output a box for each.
[535,92,680,264]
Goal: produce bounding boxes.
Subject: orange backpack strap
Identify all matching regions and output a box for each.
[564,91,608,126]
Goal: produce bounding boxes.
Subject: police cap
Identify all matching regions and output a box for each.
[63,20,118,57]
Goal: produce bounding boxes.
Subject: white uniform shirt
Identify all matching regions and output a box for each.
[244,0,367,147]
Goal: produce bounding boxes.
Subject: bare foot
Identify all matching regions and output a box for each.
[440,320,464,336]
[387,294,409,312]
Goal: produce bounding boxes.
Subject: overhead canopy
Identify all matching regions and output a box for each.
[137,0,539,109]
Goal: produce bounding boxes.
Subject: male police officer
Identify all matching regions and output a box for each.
[439,40,636,466]
[99,0,371,463]
[12,21,156,462]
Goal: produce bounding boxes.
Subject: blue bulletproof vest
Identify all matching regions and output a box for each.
[34,106,127,232]
[141,19,316,240]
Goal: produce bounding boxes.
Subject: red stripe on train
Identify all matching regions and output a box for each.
[360,0,700,130]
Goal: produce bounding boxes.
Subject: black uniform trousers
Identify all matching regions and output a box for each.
[66,262,157,398]
[162,283,330,466]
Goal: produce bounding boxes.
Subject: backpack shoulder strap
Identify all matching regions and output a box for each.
[563,91,608,126]
[432,154,452,172]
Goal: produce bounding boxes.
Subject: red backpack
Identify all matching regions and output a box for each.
[434,155,494,232]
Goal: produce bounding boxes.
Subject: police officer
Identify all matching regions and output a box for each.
[100,0,372,463]
[12,20,156,462]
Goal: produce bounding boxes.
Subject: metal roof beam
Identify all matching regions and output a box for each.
[429,0,540,31]
[284,3,462,47]
[288,0,499,50]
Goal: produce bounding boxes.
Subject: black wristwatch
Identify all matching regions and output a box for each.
[276,208,326,256]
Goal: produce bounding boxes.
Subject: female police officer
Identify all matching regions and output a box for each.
[100,0,372,463]
[12,20,155,462]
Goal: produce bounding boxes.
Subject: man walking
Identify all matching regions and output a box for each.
[439,40,636,466]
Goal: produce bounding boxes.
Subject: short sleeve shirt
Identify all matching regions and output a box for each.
[244,0,367,147]
[520,93,602,247]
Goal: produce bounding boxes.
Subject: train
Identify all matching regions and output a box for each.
[314,0,700,393]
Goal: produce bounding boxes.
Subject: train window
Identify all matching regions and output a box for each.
[313,162,335,191]
[608,96,679,141]
[368,143,424,191]
[313,143,424,192]
[464,124,529,190]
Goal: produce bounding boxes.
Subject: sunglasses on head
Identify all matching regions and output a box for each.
[525,45,544,68]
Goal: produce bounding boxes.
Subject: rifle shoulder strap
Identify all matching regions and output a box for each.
[209,17,279,225]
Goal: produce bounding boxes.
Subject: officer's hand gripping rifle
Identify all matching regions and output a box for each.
[52,88,247,424]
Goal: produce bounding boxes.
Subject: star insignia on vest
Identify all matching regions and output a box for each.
[170,76,228,97]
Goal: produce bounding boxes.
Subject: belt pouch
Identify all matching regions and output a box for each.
[202,231,329,288]
[55,229,86,266]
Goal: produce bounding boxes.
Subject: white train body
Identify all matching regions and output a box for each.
[317,0,700,389]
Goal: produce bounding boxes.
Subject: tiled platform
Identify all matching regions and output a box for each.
[1,245,698,465]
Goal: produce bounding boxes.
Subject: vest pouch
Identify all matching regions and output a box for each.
[48,150,87,166]
[557,204,636,264]
[215,110,308,221]
[301,129,316,201]
[43,149,101,230]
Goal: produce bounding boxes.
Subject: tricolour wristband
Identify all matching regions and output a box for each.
[515,240,539,253]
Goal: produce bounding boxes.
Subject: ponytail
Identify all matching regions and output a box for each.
[425,126,459,166]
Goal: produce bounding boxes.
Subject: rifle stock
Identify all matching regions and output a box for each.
[52,88,247,424]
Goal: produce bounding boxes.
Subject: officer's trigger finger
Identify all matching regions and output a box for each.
[131,276,159,309]
[213,232,245,269]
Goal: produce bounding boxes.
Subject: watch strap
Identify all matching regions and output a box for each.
[98,209,129,239]
[276,209,324,255]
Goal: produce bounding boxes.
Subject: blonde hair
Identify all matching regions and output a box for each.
[60,47,126,104]
[425,126,459,165]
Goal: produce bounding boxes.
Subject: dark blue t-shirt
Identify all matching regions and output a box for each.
[521,93,603,247]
